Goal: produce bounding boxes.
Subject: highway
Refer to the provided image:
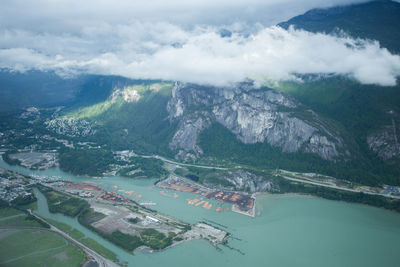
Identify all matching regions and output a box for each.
[141,152,400,200]
[279,174,400,199]
[140,154,229,170]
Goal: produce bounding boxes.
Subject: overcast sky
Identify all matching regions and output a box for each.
[1,0,400,86]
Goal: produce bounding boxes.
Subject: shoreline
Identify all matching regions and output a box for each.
[38,181,229,257]
[1,156,399,216]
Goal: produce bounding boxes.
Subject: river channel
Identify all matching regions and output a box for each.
[1,158,400,267]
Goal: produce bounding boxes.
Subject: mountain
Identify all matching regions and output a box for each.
[278,0,400,54]
[0,70,82,113]
[35,77,395,186]
[167,81,348,162]
[48,82,177,155]
[0,70,147,114]
[1,0,400,187]
[53,80,350,164]
[270,1,400,183]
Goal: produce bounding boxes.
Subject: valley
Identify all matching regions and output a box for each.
[2,110,400,213]
[1,1,400,266]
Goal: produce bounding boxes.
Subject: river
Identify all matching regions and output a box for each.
[1,158,400,267]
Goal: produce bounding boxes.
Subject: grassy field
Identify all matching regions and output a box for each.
[44,217,72,232]
[0,213,44,228]
[17,201,38,211]
[0,207,23,218]
[0,229,86,267]
[69,228,85,240]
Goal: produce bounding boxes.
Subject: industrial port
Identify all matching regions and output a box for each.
[157,175,256,217]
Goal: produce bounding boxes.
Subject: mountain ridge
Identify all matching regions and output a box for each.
[278,0,400,53]
[1,0,399,187]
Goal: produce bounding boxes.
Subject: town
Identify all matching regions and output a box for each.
[0,168,33,203]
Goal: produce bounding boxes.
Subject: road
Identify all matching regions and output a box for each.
[140,154,229,170]
[141,152,400,200]
[278,173,400,199]
[27,210,119,267]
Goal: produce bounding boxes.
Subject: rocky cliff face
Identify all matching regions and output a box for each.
[203,169,279,193]
[167,81,347,161]
[45,118,96,137]
[367,114,400,160]
[110,87,141,103]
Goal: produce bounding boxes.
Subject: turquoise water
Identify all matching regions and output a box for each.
[2,158,400,267]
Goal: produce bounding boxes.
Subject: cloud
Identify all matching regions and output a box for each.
[1,0,399,86]
[0,0,369,31]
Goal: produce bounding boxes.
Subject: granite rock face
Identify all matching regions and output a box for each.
[204,169,278,193]
[367,116,400,160]
[45,118,96,137]
[110,87,141,103]
[167,81,347,161]
[169,112,212,162]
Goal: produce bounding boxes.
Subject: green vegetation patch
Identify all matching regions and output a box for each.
[175,167,234,187]
[0,207,23,218]
[69,228,85,240]
[17,201,38,211]
[59,148,114,177]
[203,176,234,187]
[0,213,46,228]
[67,82,172,120]
[0,229,66,259]
[81,237,118,262]
[69,98,121,119]
[44,218,73,232]
[198,122,395,186]
[38,186,89,217]
[119,157,168,178]
[0,229,86,267]
[38,215,117,262]
[0,207,48,228]
[274,176,400,212]
[7,242,85,267]
[11,194,37,207]
[140,228,173,250]
[271,76,400,185]
[110,230,144,251]
[78,208,106,225]
[84,85,176,155]
[57,82,176,168]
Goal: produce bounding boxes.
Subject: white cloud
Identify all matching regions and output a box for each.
[0,0,369,31]
[1,0,399,86]
[1,24,399,86]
